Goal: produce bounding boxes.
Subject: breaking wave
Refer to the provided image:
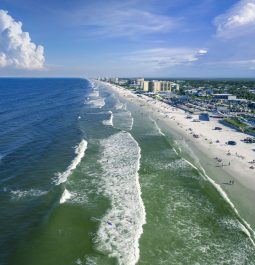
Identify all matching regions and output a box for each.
[102,111,113,126]
[95,131,146,265]
[89,90,99,98]
[59,188,73,204]
[86,98,105,108]
[55,139,87,185]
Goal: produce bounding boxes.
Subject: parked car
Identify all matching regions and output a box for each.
[226,140,237,145]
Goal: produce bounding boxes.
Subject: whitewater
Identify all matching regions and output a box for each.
[55,139,88,185]
[95,131,146,265]
[2,78,255,265]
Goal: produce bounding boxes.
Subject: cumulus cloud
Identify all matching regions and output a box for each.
[215,0,255,38]
[126,48,207,69]
[0,10,45,69]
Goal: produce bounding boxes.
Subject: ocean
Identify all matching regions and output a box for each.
[0,78,255,265]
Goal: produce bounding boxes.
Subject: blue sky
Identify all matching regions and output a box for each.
[0,0,255,77]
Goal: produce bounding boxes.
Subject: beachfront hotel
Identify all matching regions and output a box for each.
[143,80,173,92]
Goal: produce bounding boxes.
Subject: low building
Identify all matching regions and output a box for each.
[213,94,237,100]
[171,83,180,91]
[185,89,198,95]
[199,113,210,121]
[228,98,248,104]
[118,79,128,85]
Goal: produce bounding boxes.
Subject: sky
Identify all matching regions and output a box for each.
[0,0,255,78]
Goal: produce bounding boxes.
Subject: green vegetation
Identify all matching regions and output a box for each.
[225,117,246,130]
[120,85,134,90]
[181,79,255,101]
[224,117,255,134]
[228,87,255,101]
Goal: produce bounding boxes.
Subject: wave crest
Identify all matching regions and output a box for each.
[55,139,87,185]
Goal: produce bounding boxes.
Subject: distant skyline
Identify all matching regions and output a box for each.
[1,0,255,78]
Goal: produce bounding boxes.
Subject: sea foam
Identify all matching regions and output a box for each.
[86,98,105,108]
[59,188,73,204]
[88,80,96,89]
[89,90,99,97]
[112,110,134,131]
[102,111,113,126]
[10,189,47,199]
[115,99,124,110]
[55,139,87,185]
[95,131,146,265]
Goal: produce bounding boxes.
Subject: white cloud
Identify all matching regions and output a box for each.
[102,9,173,36]
[70,3,174,38]
[198,49,208,55]
[215,0,255,38]
[0,10,45,70]
[126,48,207,69]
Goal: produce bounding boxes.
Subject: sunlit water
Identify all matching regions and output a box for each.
[0,78,254,265]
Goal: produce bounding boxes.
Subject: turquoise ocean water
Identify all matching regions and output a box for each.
[0,78,255,265]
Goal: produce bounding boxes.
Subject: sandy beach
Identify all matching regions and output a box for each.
[100,81,255,230]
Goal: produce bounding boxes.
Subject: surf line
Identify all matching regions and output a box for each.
[96,131,146,265]
[85,98,105,109]
[149,116,165,136]
[183,158,199,170]
[199,166,255,247]
[183,151,255,247]
[55,139,88,186]
[175,132,255,247]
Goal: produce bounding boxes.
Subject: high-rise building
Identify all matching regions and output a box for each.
[136,78,144,89]
[143,81,150,91]
[143,81,155,92]
[110,77,119,83]
[160,81,172,91]
[153,81,161,92]
[143,80,172,92]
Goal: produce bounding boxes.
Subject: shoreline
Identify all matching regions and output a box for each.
[98,80,255,232]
